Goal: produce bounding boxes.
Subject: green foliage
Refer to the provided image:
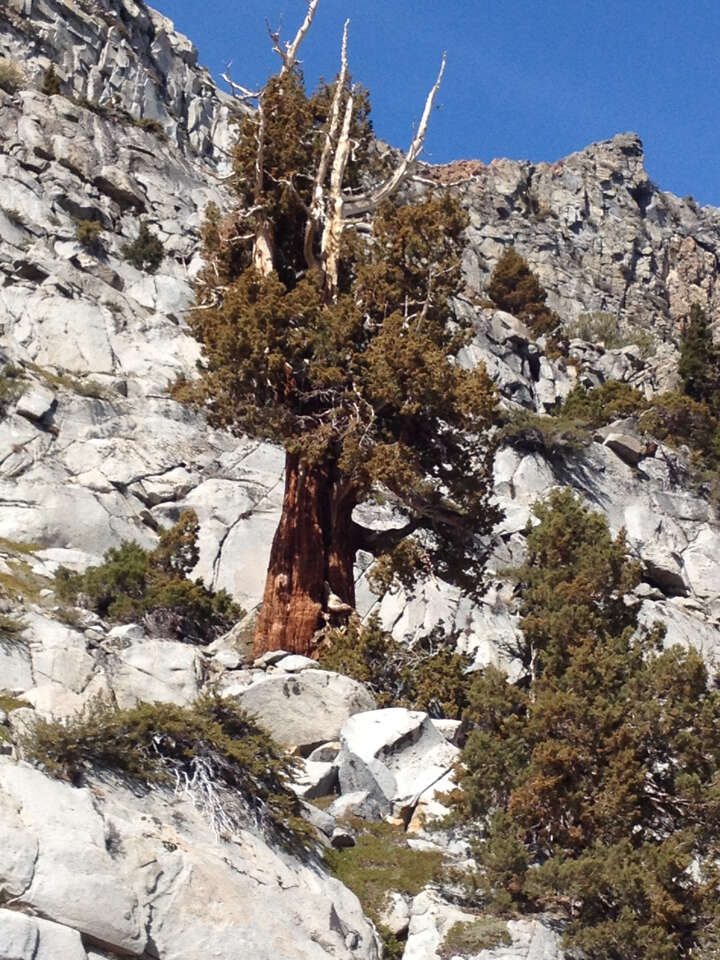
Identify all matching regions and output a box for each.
[317,615,471,718]
[559,380,647,427]
[638,391,720,467]
[25,361,108,399]
[497,408,589,457]
[0,696,30,713]
[23,695,309,845]
[497,381,646,457]
[122,221,164,273]
[74,219,103,253]
[183,51,501,600]
[497,381,720,476]
[455,490,720,959]
[54,511,241,643]
[486,247,558,337]
[0,363,25,417]
[0,612,26,643]
[41,64,61,96]
[439,917,511,958]
[0,555,47,605]
[0,58,25,94]
[564,311,656,356]
[325,819,443,946]
[678,303,720,413]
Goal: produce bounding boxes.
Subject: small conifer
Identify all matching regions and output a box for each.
[41,64,61,96]
[486,246,558,336]
[122,221,164,273]
[678,302,720,414]
[456,489,720,959]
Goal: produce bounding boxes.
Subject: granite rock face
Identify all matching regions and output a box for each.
[444,132,720,338]
[1,0,236,161]
[0,759,381,960]
[1,0,718,680]
[1,4,720,957]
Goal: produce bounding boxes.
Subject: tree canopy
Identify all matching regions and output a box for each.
[679,302,720,415]
[455,489,720,960]
[486,246,557,337]
[180,4,500,654]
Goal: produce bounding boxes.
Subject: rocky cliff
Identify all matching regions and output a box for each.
[1,2,719,958]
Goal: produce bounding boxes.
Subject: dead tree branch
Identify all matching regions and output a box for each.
[269,0,321,75]
[345,53,447,217]
[304,18,350,274]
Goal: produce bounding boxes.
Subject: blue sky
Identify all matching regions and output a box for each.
[153,0,720,207]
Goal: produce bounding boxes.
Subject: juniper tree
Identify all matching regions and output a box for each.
[181,3,499,656]
[678,302,720,414]
[486,246,557,337]
[456,489,720,960]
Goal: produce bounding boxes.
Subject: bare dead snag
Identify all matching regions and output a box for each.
[268,0,321,76]
[322,90,354,301]
[304,19,350,277]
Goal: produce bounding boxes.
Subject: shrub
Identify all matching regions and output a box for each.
[439,918,511,958]
[122,221,164,273]
[23,695,309,845]
[454,489,720,960]
[486,247,558,337]
[41,64,61,96]
[136,117,167,138]
[497,407,589,457]
[638,391,719,461]
[54,511,242,643]
[0,695,30,713]
[678,303,720,414]
[325,818,443,955]
[74,218,103,253]
[0,58,25,94]
[564,311,656,355]
[0,612,26,643]
[558,380,647,427]
[0,363,25,417]
[318,614,471,719]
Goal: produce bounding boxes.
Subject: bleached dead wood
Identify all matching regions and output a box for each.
[248,1,446,295]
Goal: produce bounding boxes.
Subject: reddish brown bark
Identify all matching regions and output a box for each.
[252,452,357,657]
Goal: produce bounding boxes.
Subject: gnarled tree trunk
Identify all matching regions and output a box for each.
[253,453,357,657]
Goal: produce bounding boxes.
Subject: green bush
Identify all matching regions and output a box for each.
[0,363,25,417]
[558,380,647,427]
[41,64,61,96]
[318,614,471,719]
[564,312,656,356]
[74,219,103,253]
[454,489,720,959]
[122,221,164,273]
[54,510,242,643]
[497,407,589,457]
[678,303,720,414]
[325,818,443,955]
[439,918,511,958]
[0,612,26,643]
[23,695,309,845]
[638,391,719,463]
[0,58,25,94]
[486,247,558,337]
